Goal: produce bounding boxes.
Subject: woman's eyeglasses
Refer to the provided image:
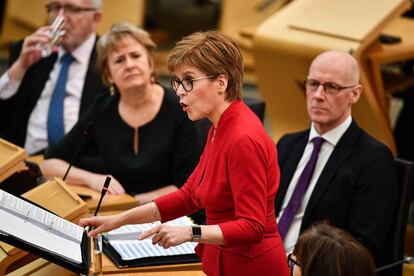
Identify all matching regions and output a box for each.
[287,253,300,275]
[171,75,217,93]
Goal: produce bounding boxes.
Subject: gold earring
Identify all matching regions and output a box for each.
[110,85,115,96]
[218,90,224,95]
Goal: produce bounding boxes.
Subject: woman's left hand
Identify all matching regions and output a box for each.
[140,224,192,249]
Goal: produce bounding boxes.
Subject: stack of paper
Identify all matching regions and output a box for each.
[105,216,197,261]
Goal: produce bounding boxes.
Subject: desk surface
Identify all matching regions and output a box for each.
[101,254,204,275]
[7,256,204,276]
[367,16,414,62]
[25,155,140,212]
[70,186,139,213]
[363,16,414,120]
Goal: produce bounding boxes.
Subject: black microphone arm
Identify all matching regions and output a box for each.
[62,122,93,181]
[85,176,111,232]
[93,176,112,217]
[375,256,413,272]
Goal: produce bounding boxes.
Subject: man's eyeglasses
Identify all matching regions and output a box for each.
[46,2,97,15]
[304,79,357,95]
[171,75,217,93]
[287,253,300,275]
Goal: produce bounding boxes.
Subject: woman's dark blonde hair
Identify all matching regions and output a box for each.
[293,223,376,276]
[96,21,157,86]
[167,31,243,101]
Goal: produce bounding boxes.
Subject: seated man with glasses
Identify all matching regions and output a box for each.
[0,0,107,155]
[275,50,398,266]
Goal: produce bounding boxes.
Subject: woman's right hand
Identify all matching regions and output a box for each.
[87,174,126,195]
[79,214,120,237]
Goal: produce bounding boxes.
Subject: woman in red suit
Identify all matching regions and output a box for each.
[80,30,289,276]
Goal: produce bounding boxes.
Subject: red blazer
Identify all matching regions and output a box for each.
[155,100,289,276]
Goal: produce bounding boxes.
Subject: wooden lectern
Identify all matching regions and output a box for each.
[252,0,411,154]
[0,139,89,275]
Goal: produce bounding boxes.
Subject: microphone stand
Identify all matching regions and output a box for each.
[62,122,92,181]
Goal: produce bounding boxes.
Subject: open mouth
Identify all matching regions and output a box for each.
[180,102,188,112]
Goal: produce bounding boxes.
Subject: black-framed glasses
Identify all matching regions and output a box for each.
[287,253,300,275]
[171,75,217,93]
[304,79,357,95]
[46,2,97,15]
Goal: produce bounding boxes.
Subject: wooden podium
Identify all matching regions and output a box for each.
[0,139,89,275]
[252,0,411,154]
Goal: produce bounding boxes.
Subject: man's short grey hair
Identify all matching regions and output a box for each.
[88,0,102,9]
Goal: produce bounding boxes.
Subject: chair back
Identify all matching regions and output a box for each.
[377,157,414,276]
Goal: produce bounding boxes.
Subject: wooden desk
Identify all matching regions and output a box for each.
[252,0,410,154]
[8,256,204,275]
[404,262,414,276]
[101,254,204,275]
[239,25,257,40]
[364,16,414,117]
[70,186,139,213]
[24,155,139,212]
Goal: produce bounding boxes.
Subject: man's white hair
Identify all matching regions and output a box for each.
[88,0,102,9]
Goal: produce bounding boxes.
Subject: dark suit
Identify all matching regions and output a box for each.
[0,38,107,148]
[275,120,398,265]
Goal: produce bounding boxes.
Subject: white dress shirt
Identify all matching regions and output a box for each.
[277,115,352,253]
[0,34,96,154]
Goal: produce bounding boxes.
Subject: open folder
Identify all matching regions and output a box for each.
[103,216,200,268]
[0,188,90,274]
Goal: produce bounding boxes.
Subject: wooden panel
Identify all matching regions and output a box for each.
[252,0,409,154]
[7,253,204,276]
[288,0,404,42]
[70,186,139,213]
[218,0,290,74]
[97,0,146,34]
[22,178,88,221]
[0,139,26,182]
[363,16,414,117]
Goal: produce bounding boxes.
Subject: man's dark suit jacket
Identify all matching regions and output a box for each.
[0,38,107,148]
[275,120,398,265]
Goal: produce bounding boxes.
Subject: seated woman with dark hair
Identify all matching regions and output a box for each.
[289,223,375,276]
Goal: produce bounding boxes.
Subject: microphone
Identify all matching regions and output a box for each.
[85,176,111,232]
[375,256,413,272]
[62,122,93,181]
[93,176,111,217]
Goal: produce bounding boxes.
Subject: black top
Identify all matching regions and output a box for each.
[45,87,203,194]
